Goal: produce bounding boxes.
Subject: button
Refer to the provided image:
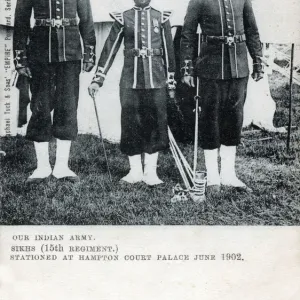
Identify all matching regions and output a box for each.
[142,35,146,38]
[228,26,232,28]
[56,1,60,3]
[228,32,233,36]
[227,19,231,21]
[57,16,61,19]
[57,8,60,11]
[142,29,145,31]
[142,23,145,25]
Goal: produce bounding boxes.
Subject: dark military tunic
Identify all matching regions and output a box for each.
[14,0,96,65]
[180,0,263,149]
[13,0,96,142]
[92,5,176,155]
[181,0,262,80]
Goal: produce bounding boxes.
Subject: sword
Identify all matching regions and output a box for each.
[91,94,113,183]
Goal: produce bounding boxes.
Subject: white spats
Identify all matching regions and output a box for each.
[52,140,77,179]
[28,142,52,180]
[204,149,220,186]
[143,152,163,186]
[121,154,143,183]
[220,145,246,188]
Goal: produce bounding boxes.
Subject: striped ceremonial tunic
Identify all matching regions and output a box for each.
[93,6,176,89]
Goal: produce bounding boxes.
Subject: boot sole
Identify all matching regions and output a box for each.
[119,179,143,184]
[223,185,253,193]
[143,180,164,186]
[55,176,80,183]
[25,177,50,184]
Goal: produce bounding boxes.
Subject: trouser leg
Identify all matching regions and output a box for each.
[120,88,143,155]
[220,77,249,146]
[199,77,248,149]
[120,88,169,155]
[199,77,250,191]
[198,79,222,149]
[141,89,168,185]
[141,88,169,154]
[52,61,81,141]
[26,62,55,142]
[27,61,81,142]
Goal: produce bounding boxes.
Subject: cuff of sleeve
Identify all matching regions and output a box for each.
[14,50,28,69]
[92,68,106,85]
[181,60,194,76]
[253,56,263,64]
[253,56,264,73]
[83,45,96,64]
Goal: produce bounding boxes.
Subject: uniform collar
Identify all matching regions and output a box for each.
[133,6,151,11]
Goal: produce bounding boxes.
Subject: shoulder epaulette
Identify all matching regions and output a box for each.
[162,10,173,23]
[109,12,124,25]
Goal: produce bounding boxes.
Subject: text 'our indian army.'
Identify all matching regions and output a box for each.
[12,234,96,241]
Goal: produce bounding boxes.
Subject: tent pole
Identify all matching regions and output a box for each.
[287,43,295,152]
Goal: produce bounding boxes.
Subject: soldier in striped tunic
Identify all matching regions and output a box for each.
[88,0,176,186]
[13,0,96,183]
[181,0,264,192]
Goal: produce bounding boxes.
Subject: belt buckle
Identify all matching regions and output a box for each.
[225,36,235,47]
[52,19,63,28]
[139,48,147,58]
[147,48,153,57]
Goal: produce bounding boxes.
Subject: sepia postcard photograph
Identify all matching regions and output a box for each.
[0,0,299,226]
[0,0,300,299]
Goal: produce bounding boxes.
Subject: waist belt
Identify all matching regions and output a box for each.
[201,34,246,46]
[124,48,163,58]
[35,18,78,28]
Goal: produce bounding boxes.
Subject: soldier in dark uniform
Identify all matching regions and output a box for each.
[13,0,96,182]
[181,0,264,191]
[88,0,176,186]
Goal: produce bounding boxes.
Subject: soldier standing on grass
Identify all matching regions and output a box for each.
[13,0,96,183]
[88,0,176,186]
[181,0,264,192]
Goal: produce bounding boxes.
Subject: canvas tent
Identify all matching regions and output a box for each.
[1,0,300,140]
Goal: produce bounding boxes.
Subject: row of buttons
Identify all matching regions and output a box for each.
[55,0,62,20]
[141,11,146,46]
[223,0,234,36]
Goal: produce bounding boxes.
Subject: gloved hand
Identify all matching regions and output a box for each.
[17,67,32,78]
[181,75,195,87]
[88,82,102,98]
[251,66,264,82]
[251,57,264,82]
[83,62,94,72]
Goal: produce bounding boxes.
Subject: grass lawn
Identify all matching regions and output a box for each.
[0,71,300,225]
